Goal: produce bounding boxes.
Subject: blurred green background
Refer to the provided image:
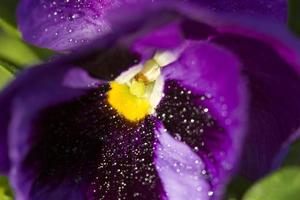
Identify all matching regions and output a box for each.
[0,0,53,90]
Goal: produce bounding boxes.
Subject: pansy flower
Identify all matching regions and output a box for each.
[1,2,300,200]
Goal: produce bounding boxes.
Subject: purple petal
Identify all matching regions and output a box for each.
[134,22,184,50]
[131,19,217,60]
[212,33,300,179]
[160,42,248,198]
[11,82,165,199]
[0,63,100,196]
[168,2,300,179]
[0,65,99,174]
[0,47,145,199]
[87,116,165,199]
[0,46,167,198]
[132,22,185,60]
[154,124,210,200]
[17,0,151,51]
[195,0,287,22]
[0,44,142,176]
[0,97,10,174]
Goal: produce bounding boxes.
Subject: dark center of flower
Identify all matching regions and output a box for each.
[25,75,225,199]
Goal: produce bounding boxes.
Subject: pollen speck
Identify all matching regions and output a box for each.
[107,81,151,122]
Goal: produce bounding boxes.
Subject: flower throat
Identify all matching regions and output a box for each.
[107,52,176,122]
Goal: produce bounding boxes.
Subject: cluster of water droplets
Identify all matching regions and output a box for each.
[33,0,112,45]
[154,127,215,200]
[156,80,220,152]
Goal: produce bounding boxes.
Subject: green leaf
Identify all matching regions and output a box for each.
[284,139,300,166]
[0,18,20,39]
[0,61,14,89]
[29,45,55,61]
[0,20,54,66]
[0,0,55,66]
[0,31,41,67]
[225,176,253,200]
[0,0,18,28]
[243,167,300,200]
[0,28,54,65]
[288,0,300,36]
[0,176,13,200]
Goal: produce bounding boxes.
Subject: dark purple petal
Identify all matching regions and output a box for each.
[196,0,287,22]
[14,83,165,199]
[180,18,217,40]
[212,33,300,179]
[88,116,165,200]
[0,64,100,196]
[0,99,10,174]
[75,46,141,80]
[160,42,248,198]
[0,40,141,175]
[0,65,99,174]
[0,44,148,198]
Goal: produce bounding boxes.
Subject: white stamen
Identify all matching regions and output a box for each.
[154,51,178,66]
[114,51,178,112]
[149,76,164,113]
[115,64,143,84]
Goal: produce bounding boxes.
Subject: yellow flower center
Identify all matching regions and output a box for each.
[107,51,177,122]
[107,81,151,122]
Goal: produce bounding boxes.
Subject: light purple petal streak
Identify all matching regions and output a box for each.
[154,124,210,200]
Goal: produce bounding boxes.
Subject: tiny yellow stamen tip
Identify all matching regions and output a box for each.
[107,81,151,122]
[130,80,146,98]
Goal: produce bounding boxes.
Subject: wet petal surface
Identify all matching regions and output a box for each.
[18,0,122,51]
[154,124,211,200]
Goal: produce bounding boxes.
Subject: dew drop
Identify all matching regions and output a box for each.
[208,191,214,196]
[69,13,81,21]
[196,186,202,192]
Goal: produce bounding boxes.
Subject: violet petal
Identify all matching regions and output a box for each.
[213,33,300,179]
[161,42,248,198]
[0,63,99,180]
[154,123,211,200]
[17,0,139,51]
